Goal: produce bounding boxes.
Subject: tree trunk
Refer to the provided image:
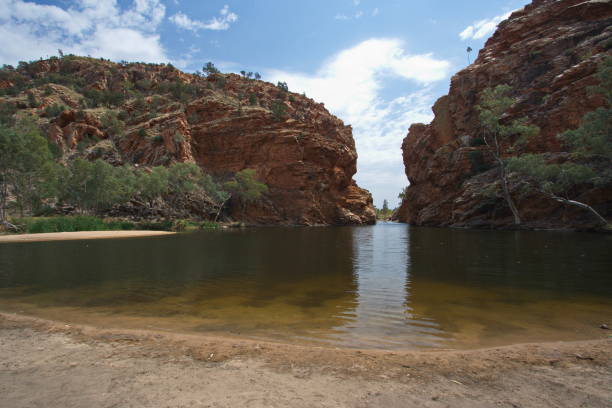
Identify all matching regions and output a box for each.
[488,134,521,225]
[551,195,608,226]
[0,183,6,223]
[213,196,231,222]
[1,220,20,232]
[497,157,521,225]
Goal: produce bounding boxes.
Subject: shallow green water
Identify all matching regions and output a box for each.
[0,224,610,349]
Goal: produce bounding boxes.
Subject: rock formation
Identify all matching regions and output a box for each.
[397,0,611,229]
[0,57,375,225]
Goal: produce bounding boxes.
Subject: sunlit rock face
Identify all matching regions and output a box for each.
[396,0,611,229]
[2,58,375,225]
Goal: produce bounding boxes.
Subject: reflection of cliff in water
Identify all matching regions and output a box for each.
[405,227,612,347]
[406,227,612,294]
[0,228,359,338]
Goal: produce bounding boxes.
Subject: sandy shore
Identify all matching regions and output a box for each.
[1,313,610,408]
[0,230,175,243]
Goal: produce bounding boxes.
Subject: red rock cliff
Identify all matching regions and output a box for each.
[397,0,611,229]
[0,58,375,225]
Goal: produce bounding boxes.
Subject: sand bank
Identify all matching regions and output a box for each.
[0,230,175,243]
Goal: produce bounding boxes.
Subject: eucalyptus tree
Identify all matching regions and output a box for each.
[476,85,539,225]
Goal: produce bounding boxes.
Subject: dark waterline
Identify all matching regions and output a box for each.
[1,224,610,349]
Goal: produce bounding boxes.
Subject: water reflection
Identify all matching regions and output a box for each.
[406,227,612,347]
[0,224,611,349]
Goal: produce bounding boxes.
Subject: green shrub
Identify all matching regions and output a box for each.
[172,219,188,232]
[43,103,66,118]
[101,111,125,138]
[27,92,38,108]
[138,219,173,231]
[0,102,18,125]
[173,132,184,144]
[106,220,136,230]
[271,100,286,121]
[199,221,219,229]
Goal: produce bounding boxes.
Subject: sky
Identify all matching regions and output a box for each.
[0,0,526,207]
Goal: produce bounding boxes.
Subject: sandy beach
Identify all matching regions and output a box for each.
[1,312,610,408]
[0,230,176,243]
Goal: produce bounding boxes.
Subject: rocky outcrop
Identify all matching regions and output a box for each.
[0,57,375,225]
[397,0,611,229]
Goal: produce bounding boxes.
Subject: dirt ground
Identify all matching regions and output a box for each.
[0,230,176,243]
[1,313,610,408]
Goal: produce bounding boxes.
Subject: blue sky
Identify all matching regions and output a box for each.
[0,0,526,207]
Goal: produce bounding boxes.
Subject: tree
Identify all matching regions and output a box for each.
[240,70,246,77]
[382,199,389,213]
[558,56,611,160]
[398,187,408,200]
[507,56,611,227]
[113,165,138,204]
[167,162,202,195]
[254,72,261,80]
[199,173,228,203]
[476,84,539,225]
[0,120,59,225]
[137,166,169,207]
[508,155,608,225]
[276,81,289,92]
[203,62,220,75]
[221,169,268,219]
[27,92,38,108]
[466,46,473,64]
[60,159,123,214]
[101,111,125,139]
[271,100,287,121]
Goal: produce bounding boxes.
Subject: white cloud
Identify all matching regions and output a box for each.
[372,8,379,17]
[266,39,451,206]
[0,0,168,64]
[335,10,364,20]
[459,11,512,41]
[170,4,238,32]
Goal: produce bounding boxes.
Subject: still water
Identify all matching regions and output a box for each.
[0,223,610,350]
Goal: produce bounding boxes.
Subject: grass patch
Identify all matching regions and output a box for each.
[199,221,219,230]
[12,216,136,234]
[9,216,217,234]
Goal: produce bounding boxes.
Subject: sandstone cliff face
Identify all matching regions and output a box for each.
[397,0,611,229]
[0,58,375,225]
